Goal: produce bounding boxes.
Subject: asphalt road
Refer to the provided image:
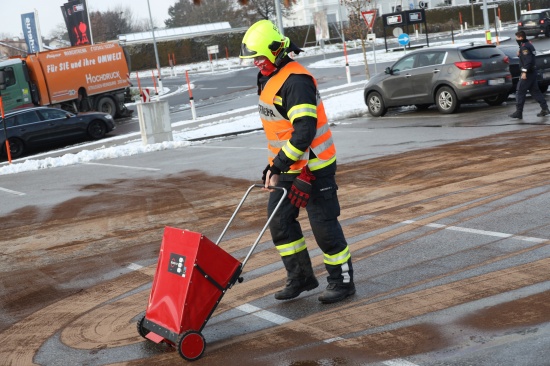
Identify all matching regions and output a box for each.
[0,28,549,366]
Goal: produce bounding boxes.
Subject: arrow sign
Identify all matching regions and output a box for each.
[398,33,410,46]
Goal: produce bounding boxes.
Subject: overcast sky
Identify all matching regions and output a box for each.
[0,0,177,38]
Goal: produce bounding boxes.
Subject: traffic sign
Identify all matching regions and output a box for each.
[393,27,403,37]
[361,10,377,28]
[387,14,403,25]
[398,33,410,46]
[207,45,219,54]
[480,4,498,9]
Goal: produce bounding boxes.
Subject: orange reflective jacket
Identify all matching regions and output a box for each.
[259,62,336,173]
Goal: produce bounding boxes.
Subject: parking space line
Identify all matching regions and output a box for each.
[0,187,26,196]
[236,303,292,325]
[83,162,160,171]
[402,220,548,243]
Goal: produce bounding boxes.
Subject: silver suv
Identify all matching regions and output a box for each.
[364,43,512,117]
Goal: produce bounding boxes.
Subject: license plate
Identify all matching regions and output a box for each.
[488,78,504,85]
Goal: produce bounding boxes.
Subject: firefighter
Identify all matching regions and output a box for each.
[239,20,355,304]
[509,30,550,119]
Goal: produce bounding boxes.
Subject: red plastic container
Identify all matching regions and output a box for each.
[139,227,241,360]
[137,184,287,361]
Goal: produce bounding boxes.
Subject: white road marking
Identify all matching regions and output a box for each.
[236,303,292,325]
[127,263,144,271]
[0,187,26,196]
[83,162,160,171]
[383,360,420,366]
[402,220,548,243]
[323,337,344,343]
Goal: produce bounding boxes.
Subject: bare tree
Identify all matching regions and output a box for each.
[165,0,246,28]
[165,0,295,28]
[237,0,295,23]
[48,24,70,41]
[342,0,371,79]
[90,7,138,42]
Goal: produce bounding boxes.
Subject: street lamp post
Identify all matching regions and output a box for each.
[146,0,163,95]
[275,0,284,35]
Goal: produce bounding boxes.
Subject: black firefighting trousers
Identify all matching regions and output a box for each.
[267,174,353,284]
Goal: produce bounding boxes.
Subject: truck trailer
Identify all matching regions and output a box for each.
[0,42,132,118]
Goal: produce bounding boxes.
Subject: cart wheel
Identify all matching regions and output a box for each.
[177,331,206,361]
[136,315,149,339]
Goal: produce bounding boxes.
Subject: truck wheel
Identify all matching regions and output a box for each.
[96,97,117,118]
[88,120,107,140]
[3,138,25,159]
[436,86,460,114]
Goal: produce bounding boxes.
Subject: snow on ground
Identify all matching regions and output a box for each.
[0,28,514,176]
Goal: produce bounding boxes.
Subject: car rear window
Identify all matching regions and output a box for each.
[521,14,541,21]
[462,47,503,60]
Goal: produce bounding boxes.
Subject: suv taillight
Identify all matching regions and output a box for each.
[541,19,545,24]
[518,21,523,26]
[503,56,510,64]
[454,61,483,70]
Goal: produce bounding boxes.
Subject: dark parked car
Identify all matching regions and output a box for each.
[0,107,115,159]
[517,9,550,38]
[364,43,513,116]
[498,44,550,93]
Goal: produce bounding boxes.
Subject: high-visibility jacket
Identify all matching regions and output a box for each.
[258,62,336,173]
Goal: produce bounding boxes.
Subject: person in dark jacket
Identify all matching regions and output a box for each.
[239,20,356,304]
[510,31,550,119]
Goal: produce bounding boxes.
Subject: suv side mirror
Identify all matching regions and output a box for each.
[0,70,6,91]
[385,67,392,75]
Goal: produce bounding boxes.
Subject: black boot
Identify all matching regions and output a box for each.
[318,282,356,304]
[537,108,550,117]
[509,110,523,119]
[275,250,318,300]
[274,276,319,300]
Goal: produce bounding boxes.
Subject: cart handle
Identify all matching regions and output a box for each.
[215,183,287,270]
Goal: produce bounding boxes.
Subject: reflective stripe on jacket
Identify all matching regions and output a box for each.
[259,62,336,173]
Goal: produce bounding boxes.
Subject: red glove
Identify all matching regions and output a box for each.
[288,166,316,208]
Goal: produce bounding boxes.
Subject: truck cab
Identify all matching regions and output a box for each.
[0,59,38,111]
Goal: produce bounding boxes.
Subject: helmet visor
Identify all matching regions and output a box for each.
[240,43,258,58]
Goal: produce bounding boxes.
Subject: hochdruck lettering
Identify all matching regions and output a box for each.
[86,71,121,84]
[259,105,276,117]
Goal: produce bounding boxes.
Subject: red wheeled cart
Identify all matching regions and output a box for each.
[137,184,286,361]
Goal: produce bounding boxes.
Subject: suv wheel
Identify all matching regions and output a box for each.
[367,91,388,117]
[436,86,460,114]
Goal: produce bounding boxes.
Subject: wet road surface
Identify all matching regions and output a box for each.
[0,105,549,366]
